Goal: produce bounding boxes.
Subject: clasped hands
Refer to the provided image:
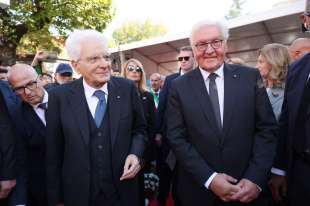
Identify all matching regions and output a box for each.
[209,173,260,203]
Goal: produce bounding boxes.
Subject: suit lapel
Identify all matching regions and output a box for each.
[23,103,46,137]
[107,78,121,150]
[188,68,221,138]
[223,64,239,138]
[68,78,90,146]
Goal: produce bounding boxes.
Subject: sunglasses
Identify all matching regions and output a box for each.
[178,56,191,61]
[127,65,142,72]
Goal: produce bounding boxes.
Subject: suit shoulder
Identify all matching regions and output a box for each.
[165,73,180,82]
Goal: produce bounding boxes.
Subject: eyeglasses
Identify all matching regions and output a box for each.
[79,54,111,64]
[127,65,142,73]
[195,39,223,51]
[13,79,38,95]
[178,56,191,61]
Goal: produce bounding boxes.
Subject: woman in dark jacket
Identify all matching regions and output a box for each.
[121,58,157,206]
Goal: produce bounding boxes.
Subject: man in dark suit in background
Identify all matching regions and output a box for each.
[8,64,49,206]
[0,90,16,201]
[46,29,147,206]
[269,1,310,204]
[155,46,195,206]
[167,20,277,206]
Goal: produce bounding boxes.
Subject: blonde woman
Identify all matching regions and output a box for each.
[122,58,156,205]
[256,43,291,121]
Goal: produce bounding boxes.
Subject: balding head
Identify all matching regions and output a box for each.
[8,64,44,105]
[150,73,162,92]
[289,38,310,61]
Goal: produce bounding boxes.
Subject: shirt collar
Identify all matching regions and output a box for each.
[199,64,224,81]
[83,78,108,99]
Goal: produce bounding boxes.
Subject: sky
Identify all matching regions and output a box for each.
[104,0,292,37]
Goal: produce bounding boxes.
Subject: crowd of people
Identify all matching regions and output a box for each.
[1,1,310,206]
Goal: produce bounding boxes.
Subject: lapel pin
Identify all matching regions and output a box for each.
[142,96,147,100]
[117,96,120,99]
[233,74,237,78]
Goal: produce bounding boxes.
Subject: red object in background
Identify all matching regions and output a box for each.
[148,192,174,206]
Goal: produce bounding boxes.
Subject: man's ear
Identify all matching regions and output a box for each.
[71,60,80,74]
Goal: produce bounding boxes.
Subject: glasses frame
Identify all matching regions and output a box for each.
[178,56,191,61]
[127,65,143,73]
[195,39,224,51]
[13,78,38,95]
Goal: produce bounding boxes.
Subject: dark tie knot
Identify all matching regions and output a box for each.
[93,90,105,101]
[38,102,47,110]
[208,73,218,81]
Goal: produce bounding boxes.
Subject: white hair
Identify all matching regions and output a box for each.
[65,29,108,61]
[189,19,229,46]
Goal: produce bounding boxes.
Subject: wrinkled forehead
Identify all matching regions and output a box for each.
[79,39,108,57]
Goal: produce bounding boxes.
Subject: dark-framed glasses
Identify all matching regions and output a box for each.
[13,79,38,95]
[178,56,191,61]
[195,39,223,51]
[127,65,142,72]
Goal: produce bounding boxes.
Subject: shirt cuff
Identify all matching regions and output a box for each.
[204,172,218,189]
[271,167,286,176]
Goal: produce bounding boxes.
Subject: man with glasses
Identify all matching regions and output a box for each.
[166,20,277,206]
[45,29,146,206]
[8,64,49,206]
[155,46,194,206]
[269,0,310,205]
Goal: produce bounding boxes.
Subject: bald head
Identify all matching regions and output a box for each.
[8,64,44,105]
[8,64,38,83]
[289,38,310,61]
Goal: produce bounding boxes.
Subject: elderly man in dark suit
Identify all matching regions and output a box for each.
[46,29,147,206]
[269,1,310,205]
[0,90,16,200]
[166,20,277,206]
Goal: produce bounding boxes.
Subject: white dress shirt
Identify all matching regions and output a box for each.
[32,90,48,126]
[198,64,224,189]
[83,79,108,118]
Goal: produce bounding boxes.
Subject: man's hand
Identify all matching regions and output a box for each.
[120,154,141,181]
[0,179,16,199]
[209,173,240,202]
[31,51,48,67]
[268,174,287,203]
[154,133,162,146]
[230,178,260,203]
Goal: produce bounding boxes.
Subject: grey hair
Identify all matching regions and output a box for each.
[65,29,108,61]
[189,19,229,46]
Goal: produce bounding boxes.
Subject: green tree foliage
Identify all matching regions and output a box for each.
[112,19,168,45]
[226,0,247,19]
[0,0,114,65]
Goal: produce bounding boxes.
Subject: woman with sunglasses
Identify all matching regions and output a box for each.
[121,58,157,206]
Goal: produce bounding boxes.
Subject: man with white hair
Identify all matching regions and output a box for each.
[166,20,277,205]
[46,29,147,206]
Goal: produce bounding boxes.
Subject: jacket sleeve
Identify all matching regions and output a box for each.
[0,91,16,181]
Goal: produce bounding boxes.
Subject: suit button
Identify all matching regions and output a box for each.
[98,132,102,136]
[98,145,103,149]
